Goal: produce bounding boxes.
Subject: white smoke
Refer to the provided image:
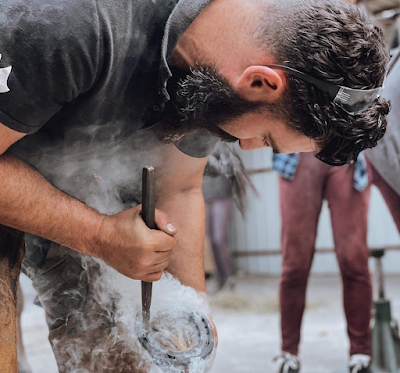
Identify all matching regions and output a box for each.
[22,126,216,372]
[52,261,214,373]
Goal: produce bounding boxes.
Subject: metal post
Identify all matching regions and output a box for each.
[370,249,400,373]
[376,254,386,300]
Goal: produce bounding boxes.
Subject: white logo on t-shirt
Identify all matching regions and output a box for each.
[0,54,12,93]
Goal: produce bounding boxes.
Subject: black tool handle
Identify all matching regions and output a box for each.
[142,166,156,229]
[142,166,156,327]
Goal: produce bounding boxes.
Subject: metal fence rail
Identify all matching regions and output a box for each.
[233,245,400,257]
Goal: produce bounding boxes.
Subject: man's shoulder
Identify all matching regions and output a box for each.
[0,0,101,52]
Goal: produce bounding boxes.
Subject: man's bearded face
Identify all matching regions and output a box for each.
[154,66,265,143]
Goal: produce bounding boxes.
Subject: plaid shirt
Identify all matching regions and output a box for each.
[273,153,369,192]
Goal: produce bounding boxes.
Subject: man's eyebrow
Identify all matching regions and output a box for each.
[268,133,281,153]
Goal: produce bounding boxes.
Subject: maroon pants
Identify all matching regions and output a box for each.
[279,153,372,356]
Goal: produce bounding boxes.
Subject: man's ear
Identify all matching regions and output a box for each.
[235,66,285,102]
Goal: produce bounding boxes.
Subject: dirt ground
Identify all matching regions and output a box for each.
[19,273,400,373]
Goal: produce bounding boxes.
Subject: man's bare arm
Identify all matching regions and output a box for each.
[0,153,104,251]
[156,145,219,351]
[0,123,177,281]
[156,145,209,293]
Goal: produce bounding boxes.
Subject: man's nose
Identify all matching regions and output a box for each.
[239,139,264,150]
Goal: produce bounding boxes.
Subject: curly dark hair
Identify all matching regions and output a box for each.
[258,0,390,165]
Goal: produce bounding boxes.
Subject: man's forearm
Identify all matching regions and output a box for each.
[158,187,207,292]
[0,154,104,254]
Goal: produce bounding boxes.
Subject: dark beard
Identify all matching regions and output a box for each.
[153,66,265,144]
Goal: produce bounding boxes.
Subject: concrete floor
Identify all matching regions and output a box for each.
[19,273,400,373]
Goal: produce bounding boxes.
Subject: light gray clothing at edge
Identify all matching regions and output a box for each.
[366,50,400,196]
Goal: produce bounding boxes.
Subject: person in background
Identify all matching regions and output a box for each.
[272,2,395,372]
[203,173,234,291]
[272,152,372,373]
[202,143,255,292]
[366,50,400,232]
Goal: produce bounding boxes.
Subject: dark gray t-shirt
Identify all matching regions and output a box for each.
[0,0,217,172]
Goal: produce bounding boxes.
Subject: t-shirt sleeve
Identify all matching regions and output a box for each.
[0,0,100,133]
